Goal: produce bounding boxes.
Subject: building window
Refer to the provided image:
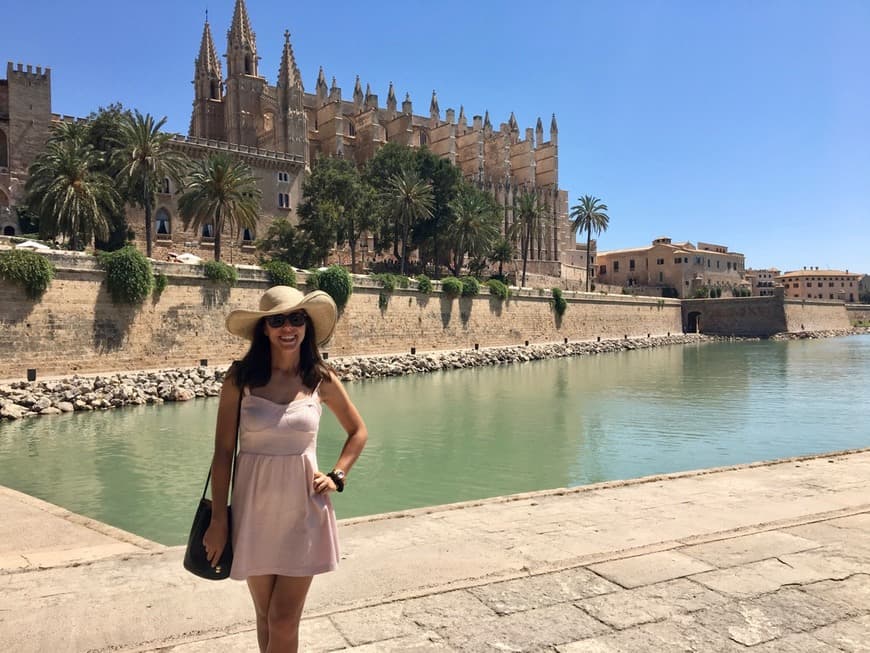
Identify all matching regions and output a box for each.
[599,264,606,275]
[613,261,620,272]
[277,171,289,183]
[420,131,428,146]
[242,227,254,242]
[155,208,171,236]
[695,256,703,265]
[278,193,290,209]
[347,122,356,137]
[674,257,682,264]
[656,258,664,265]
[160,178,171,194]
[659,271,664,283]
[202,224,214,238]
[0,129,8,168]
[629,259,635,271]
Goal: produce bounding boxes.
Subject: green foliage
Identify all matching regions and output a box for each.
[441,276,463,298]
[552,287,568,316]
[569,195,610,293]
[415,274,432,294]
[256,218,320,269]
[153,273,169,295]
[460,276,480,297]
[378,291,390,310]
[860,292,870,303]
[373,273,397,293]
[732,287,751,298]
[486,279,510,301]
[694,286,710,299]
[308,265,352,310]
[203,260,238,286]
[98,246,153,304]
[445,182,501,276]
[262,260,297,288]
[0,249,56,299]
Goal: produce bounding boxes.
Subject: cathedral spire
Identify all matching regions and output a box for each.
[227,0,258,77]
[353,75,364,110]
[196,18,222,79]
[229,0,256,47]
[508,111,518,132]
[277,30,303,91]
[430,90,440,121]
[458,105,466,128]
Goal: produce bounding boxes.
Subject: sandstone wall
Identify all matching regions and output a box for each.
[0,261,682,380]
[783,299,851,332]
[682,295,851,336]
[846,304,870,324]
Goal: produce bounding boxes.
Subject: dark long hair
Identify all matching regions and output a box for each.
[228,313,331,390]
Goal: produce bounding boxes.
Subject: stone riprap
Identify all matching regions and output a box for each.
[0,335,706,420]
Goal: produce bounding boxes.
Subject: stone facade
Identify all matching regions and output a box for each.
[1,0,578,272]
[775,268,862,303]
[745,267,780,296]
[0,256,682,379]
[597,237,746,298]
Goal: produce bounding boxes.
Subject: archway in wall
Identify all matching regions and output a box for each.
[155,208,171,236]
[686,311,702,334]
[3,226,15,236]
[0,129,8,168]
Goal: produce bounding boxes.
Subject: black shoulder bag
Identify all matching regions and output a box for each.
[183,390,242,580]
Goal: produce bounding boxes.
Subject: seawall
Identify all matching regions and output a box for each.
[0,256,683,380]
[682,295,851,336]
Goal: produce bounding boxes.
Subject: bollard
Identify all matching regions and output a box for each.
[597,336,601,342]
[647,333,650,338]
[323,352,329,360]
[525,340,529,346]
[200,359,208,367]
[667,331,670,337]
[474,343,479,350]
[26,368,37,382]
[624,334,628,339]
[564,338,568,343]
[410,347,416,355]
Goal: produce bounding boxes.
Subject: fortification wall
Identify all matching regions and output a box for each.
[681,296,787,336]
[783,300,851,332]
[846,304,870,324]
[0,262,683,380]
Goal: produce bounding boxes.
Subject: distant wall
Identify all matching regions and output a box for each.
[682,295,851,336]
[0,258,683,379]
[846,304,870,324]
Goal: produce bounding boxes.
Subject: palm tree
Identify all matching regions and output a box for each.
[515,191,541,288]
[24,131,119,250]
[446,185,501,276]
[114,110,186,258]
[490,236,516,279]
[569,195,610,292]
[177,154,262,262]
[384,170,433,276]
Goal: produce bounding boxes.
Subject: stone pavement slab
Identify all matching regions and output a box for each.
[1,449,869,652]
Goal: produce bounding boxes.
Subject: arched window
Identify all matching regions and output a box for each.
[244,55,252,75]
[160,177,171,194]
[242,227,254,242]
[0,129,8,168]
[155,208,171,235]
[347,122,356,137]
[202,224,214,238]
[419,131,428,146]
[210,80,219,100]
[3,226,15,236]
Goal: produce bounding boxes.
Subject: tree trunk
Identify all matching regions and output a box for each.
[144,192,153,258]
[400,218,408,276]
[214,211,223,262]
[586,225,592,292]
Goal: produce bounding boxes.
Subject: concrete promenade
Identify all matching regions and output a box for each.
[1,449,868,652]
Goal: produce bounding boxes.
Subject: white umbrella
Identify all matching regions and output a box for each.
[14,240,51,251]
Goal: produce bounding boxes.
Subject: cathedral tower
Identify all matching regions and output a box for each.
[190,18,225,140]
[276,30,307,162]
[224,0,265,146]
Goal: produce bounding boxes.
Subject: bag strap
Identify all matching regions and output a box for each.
[200,386,243,500]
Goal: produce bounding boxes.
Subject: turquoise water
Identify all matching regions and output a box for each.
[1,335,868,545]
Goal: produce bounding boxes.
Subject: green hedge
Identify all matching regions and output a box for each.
[99,246,153,304]
[441,276,462,298]
[262,260,297,288]
[486,278,510,301]
[0,249,55,299]
[203,260,238,286]
[552,287,567,316]
[153,273,169,295]
[308,265,352,310]
[460,276,480,297]
[415,274,432,294]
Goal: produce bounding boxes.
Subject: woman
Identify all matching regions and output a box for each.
[204,285,367,652]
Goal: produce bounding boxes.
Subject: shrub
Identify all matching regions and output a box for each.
[441,276,463,298]
[203,260,238,286]
[153,273,169,295]
[99,246,153,304]
[694,286,710,299]
[0,249,56,299]
[552,287,567,316]
[486,279,510,301]
[415,274,432,294]
[310,265,352,310]
[373,273,397,293]
[378,291,389,310]
[262,260,297,288]
[460,276,480,297]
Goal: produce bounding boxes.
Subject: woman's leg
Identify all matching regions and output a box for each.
[266,575,313,653]
[247,575,278,653]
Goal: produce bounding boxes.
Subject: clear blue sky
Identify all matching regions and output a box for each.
[4,0,868,274]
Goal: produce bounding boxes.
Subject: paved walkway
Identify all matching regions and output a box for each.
[1,449,868,652]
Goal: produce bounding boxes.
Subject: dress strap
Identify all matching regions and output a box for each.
[242,385,251,396]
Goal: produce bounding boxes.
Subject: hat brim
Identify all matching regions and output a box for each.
[225,290,337,346]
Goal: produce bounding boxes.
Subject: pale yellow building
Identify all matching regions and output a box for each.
[596,237,746,298]
[774,268,861,302]
[745,268,780,297]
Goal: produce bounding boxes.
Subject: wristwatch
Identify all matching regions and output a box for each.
[327,469,345,492]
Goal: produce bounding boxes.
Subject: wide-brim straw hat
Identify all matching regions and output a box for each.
[225,286,337,346]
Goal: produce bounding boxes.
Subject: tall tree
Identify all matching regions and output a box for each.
[114,110,186,258]
[569,195,610,292]
[515,191,542,288]
[177,154,262,262]
[24,130,119,250]
[490,236,516,279]
[445,183,501,276]
[383,170,433,276]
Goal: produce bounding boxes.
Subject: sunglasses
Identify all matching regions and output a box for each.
[265,311,307,328]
